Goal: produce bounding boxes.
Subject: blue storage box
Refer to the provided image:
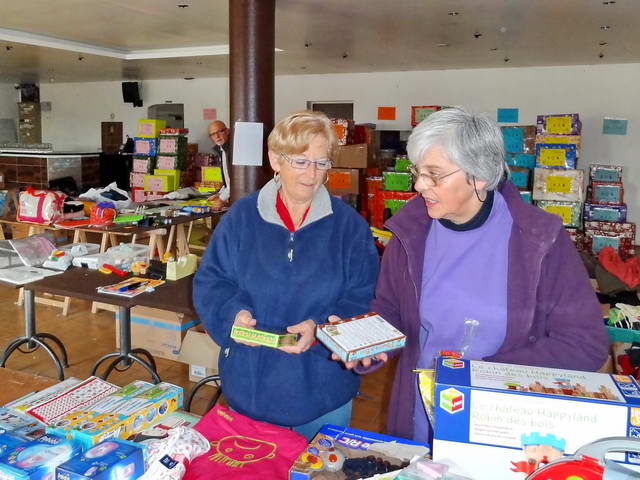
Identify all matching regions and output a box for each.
[535,144,577,169]
[584,203,627,223]
[506,153,536,169]
[0,434,82,480]
[55,438,146,480]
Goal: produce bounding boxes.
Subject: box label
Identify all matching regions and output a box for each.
[542,205,572,225]
[545,116,572,134]
[545,176,572,193]
[328,171,352,189]
[441,388,465,414]
[539,148,567,167]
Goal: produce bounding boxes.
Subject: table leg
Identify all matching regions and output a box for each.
[99,233,109,252]
[0,289,67,381]
[90,306,161,384]
[176,224,188,257]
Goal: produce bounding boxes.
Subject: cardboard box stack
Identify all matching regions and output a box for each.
[531,114,584,245]
[583,164,636,259]
[327,120,377,213]
[501,125,536,203]
[131,119,165,203]
[142,124,188,201]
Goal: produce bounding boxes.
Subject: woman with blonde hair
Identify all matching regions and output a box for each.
[193,110,379,439]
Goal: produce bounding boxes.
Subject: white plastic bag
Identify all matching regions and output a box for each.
[79,181,132,210]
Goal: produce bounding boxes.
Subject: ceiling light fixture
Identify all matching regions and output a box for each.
[437,43,449,47]
[599,41,608,46]
[599,53,605,58]
[184,77,194,80]
[448,11,459,16]
[78,55,84,61]
[504,57,510,62]
[603,1,616,5]
[490,47,499,51]
[473,32,482,39]
[600,25,611,30]
[177,4,189,8]
[342,53,348,59]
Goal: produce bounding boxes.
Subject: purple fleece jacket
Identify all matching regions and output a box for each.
[370,180,609,440]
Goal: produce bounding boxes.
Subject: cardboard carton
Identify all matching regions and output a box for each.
[115,306,200,361]
[333,144,375,169]
[327,168,359,195]
[178,326,220,382]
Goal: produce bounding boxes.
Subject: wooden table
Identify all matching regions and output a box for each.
[0,367,58,405]
[25,268,197,384]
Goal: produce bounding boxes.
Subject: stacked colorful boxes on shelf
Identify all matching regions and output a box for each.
[583,164,635,259]
[501,125,536,203]
[366,155,417,229]
[531,114,584,246]
[131,119,165,203]
[143,127,188,200]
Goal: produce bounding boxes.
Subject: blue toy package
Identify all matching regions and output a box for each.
[55,438,146,480]
[0,433,82,480]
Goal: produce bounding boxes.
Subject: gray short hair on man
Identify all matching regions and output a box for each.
[406,107,508,191]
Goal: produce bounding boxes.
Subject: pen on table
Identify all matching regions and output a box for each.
[117,281,143,292]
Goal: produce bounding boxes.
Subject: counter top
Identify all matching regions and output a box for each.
[0,150,100,157]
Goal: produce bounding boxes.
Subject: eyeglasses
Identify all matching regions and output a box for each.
[281,153,332,170]
[209,128,227,137]
[408,164,461,186]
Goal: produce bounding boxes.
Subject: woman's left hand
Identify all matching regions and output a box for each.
[278,319,316,354]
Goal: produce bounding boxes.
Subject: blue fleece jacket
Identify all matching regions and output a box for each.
[192,180,379,426]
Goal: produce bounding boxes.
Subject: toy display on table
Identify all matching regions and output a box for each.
[55,438,146,480]
[315,313,406,362]
[138,427,209,480]
[166,254,197,281]
[0,433,83,480]
[289,424,429,480]
[430,358,640,480]
[126,411,201,444]
[96,277,165,298]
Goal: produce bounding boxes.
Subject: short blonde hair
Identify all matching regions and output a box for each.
[268,110,338,159]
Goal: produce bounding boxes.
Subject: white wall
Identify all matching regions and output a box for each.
[0,84,18,139]
[39,78,229,151]
[37,63,640,224]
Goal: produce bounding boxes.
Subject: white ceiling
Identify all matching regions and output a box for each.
[0,0,637,83]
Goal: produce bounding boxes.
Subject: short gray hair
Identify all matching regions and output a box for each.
[406,107,508,190]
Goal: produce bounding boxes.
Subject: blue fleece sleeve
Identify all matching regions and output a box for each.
[192,211,254,348]
[331,217,380,319]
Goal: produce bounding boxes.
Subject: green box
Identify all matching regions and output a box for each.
[394,156,411,172]
[383,171,413,192]
[384,199,408,215]
[230,326,298,348]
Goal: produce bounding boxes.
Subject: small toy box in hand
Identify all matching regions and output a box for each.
[316,313,406,362]
[230,326,298,348]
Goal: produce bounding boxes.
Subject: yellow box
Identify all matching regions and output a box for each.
[202,166,222,182]
[136,118,166,138]
[143,174,174,192]
[153,169,181,190]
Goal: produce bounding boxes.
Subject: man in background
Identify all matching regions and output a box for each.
[207,120,231,210]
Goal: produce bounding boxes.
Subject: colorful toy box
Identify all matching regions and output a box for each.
[0,434,82,480]
[382,171,412,192]
[501,126,536,154]
[55,438,146,480]
[432,358,640,480]
[289,424,429,479]
[505,153,536,170]
[590,181,624,205]
[583,221,636,259]
[536,113,582,135]
[327,169,359,195]
[143,175,175,192]
[130,188,145,204]
[589,164,623,183]
[584,203,627,223]
[136,119,166,139]
[508,166,530,191]
[316,313,406,363]
[535,200,582,229]
[159,128,188,136]
[129,172,145,189]
[0,408,43,438]
[532,168,584,202]
[230,326,298,348]
[131,157,154,174]
[330,118,355,146]
[156,155,181,171]
[535,134,582,152]
[158,135,186,156]
[535,144,577,169]
[519,191,532,204]
[133,138,158,157]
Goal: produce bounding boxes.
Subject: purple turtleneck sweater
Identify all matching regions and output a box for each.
[413,190,513,443]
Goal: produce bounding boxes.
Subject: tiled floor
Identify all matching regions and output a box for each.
[0,284,396,433]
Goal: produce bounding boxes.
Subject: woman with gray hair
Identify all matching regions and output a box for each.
[364,107,608,442]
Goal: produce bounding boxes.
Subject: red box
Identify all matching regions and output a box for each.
[159,128,189,135]
[131,187,146,203]
[590,181,624,205]
[330,118,355,146]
